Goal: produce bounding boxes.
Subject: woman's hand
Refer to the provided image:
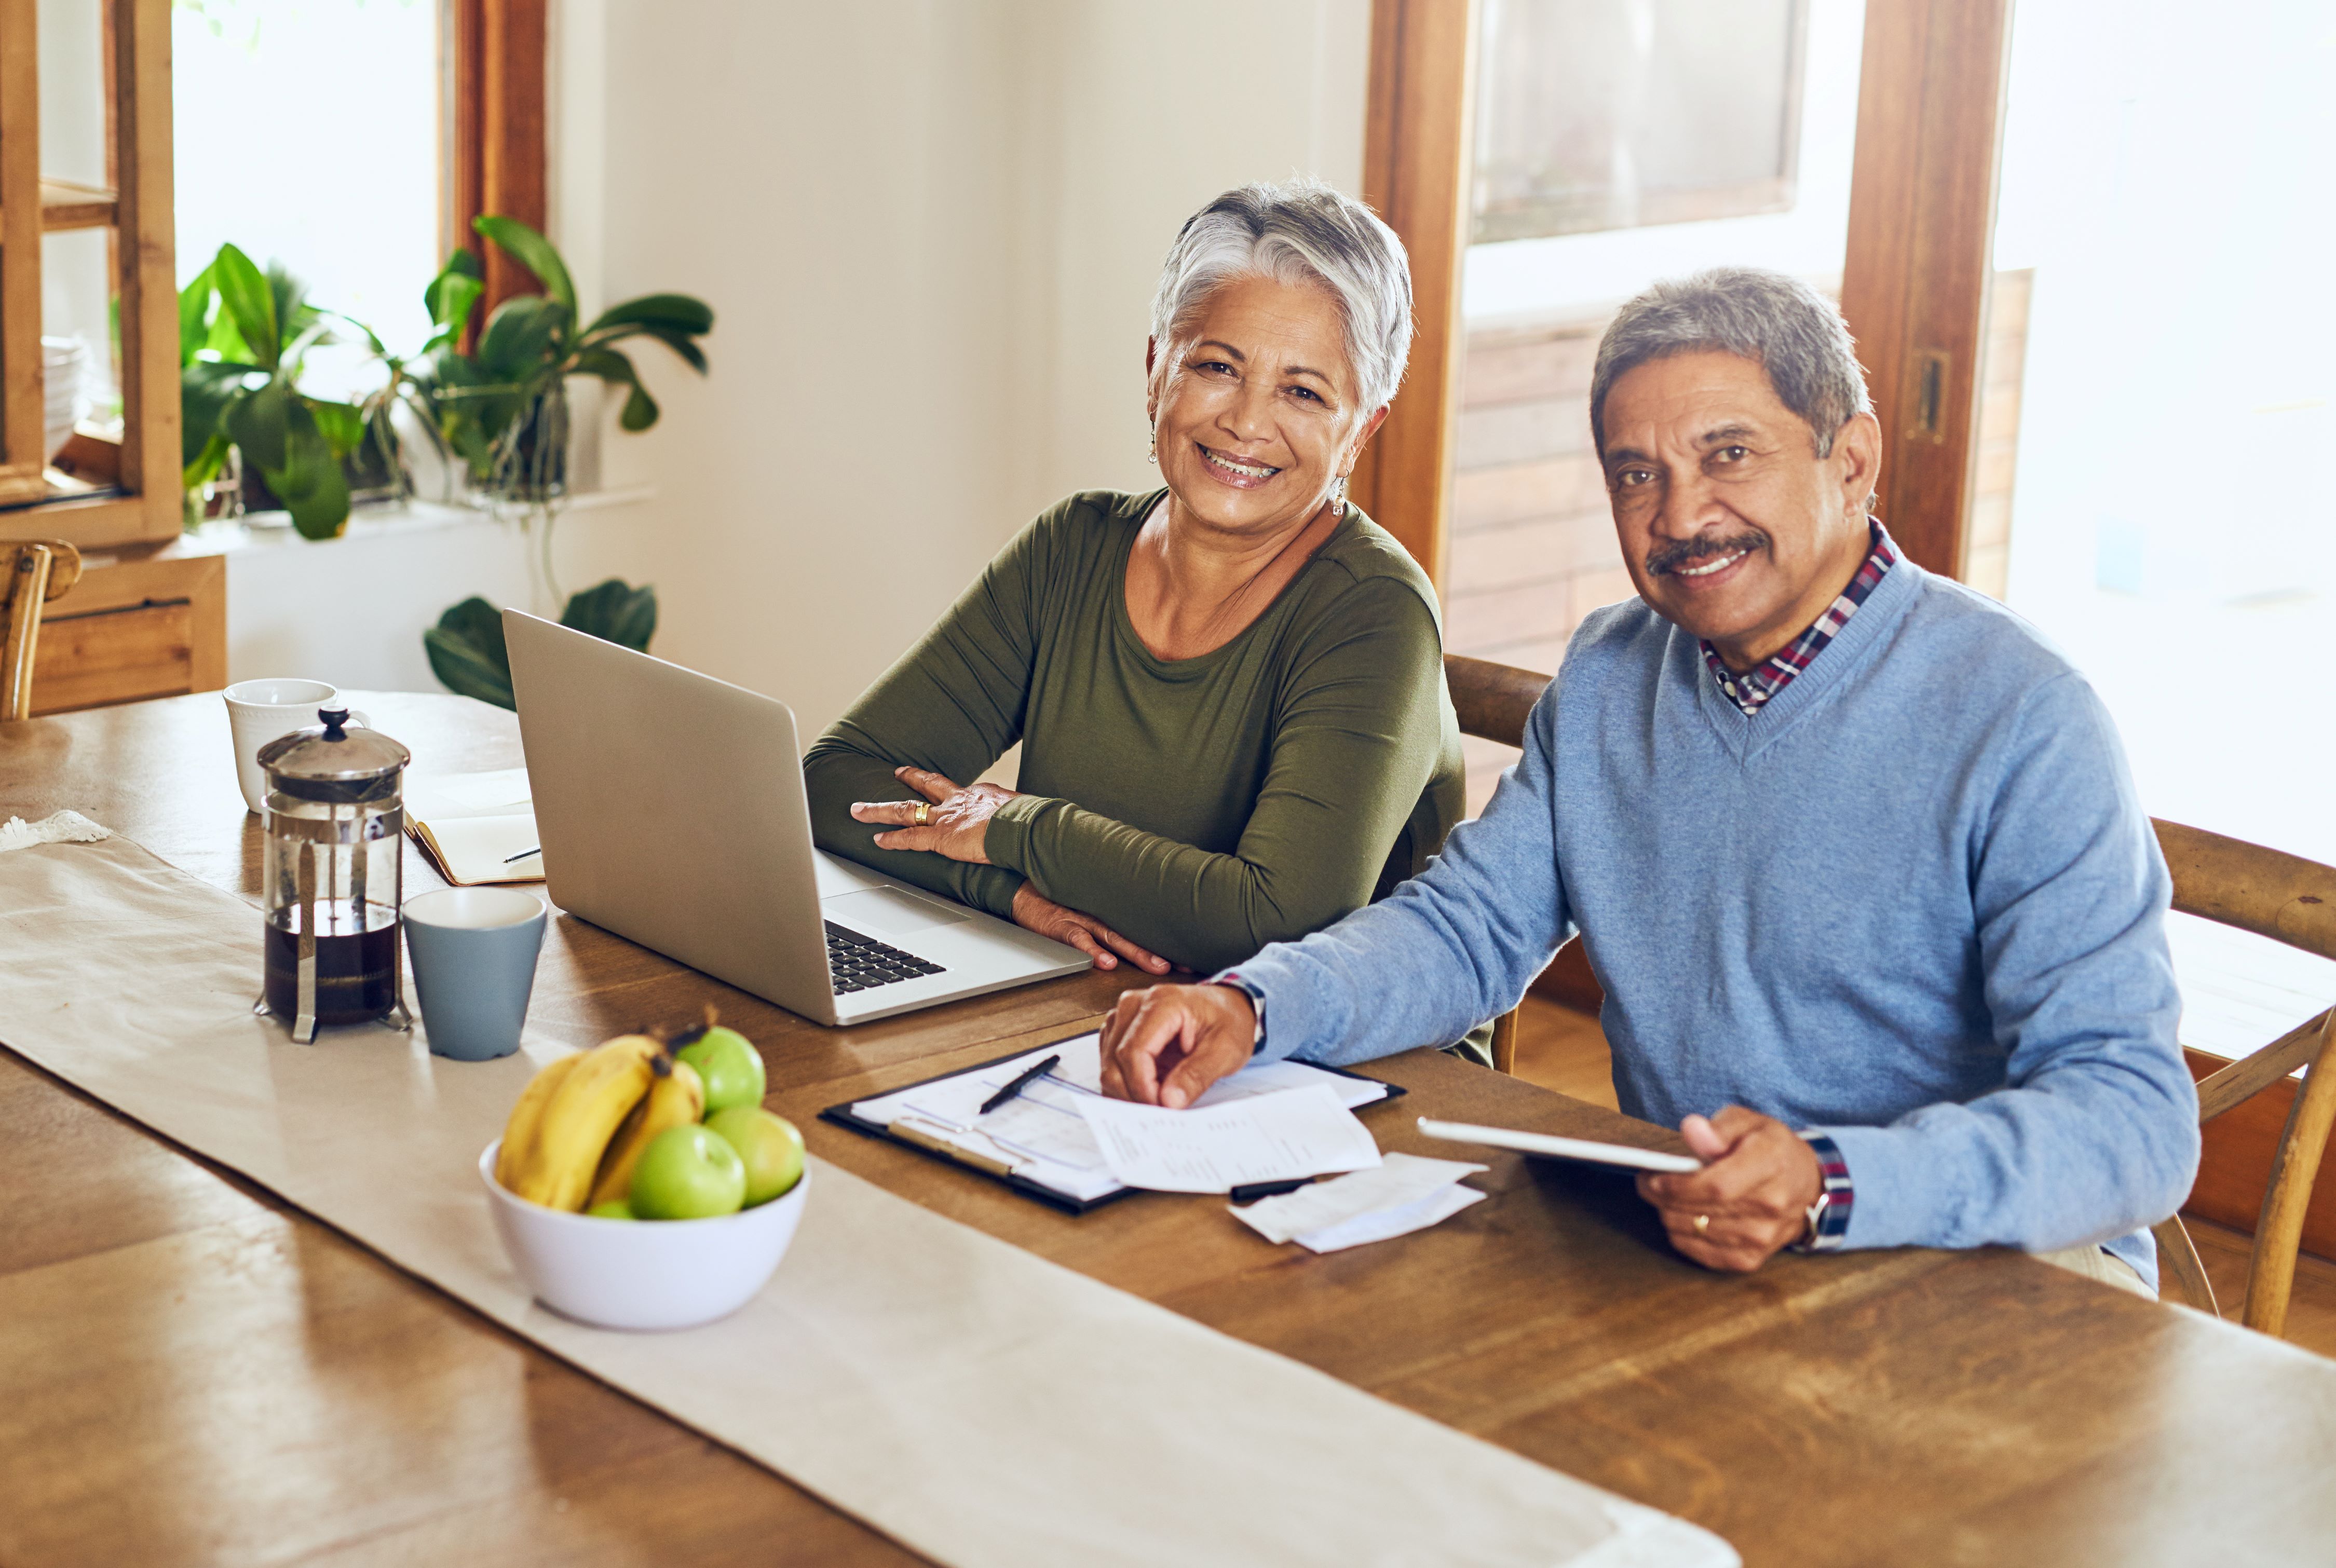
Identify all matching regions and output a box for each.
[1011,883,1171,975]
[849,766,1012,864]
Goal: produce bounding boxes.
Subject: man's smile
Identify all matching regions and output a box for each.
[1672,550,1748,578]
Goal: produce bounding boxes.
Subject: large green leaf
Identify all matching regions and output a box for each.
[212,244,279,367]
[182,431,231,493]
[267,262,320,360]
[268,413,352,540]
[424,596,516,709]
[560,578,657,652]
[223,379,292,471]
[472,214,577,322]
[477,295,569,378]
[424,249,485,348]
[178,262,215,368]
[571,346,659,431]
[181,359,254,466]
[585,292,714,337]
[307,398,366,458]
[580,320,708,376]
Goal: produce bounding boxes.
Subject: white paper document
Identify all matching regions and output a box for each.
[1232,1152,1488,1245]
[1076,1085,1381,1194]
[1290,1183,1487,1253]
[847,1032,1393,1203]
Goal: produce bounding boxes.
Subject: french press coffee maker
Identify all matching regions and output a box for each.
[255,708,413,1042]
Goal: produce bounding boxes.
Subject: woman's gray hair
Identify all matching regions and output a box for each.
[1150,180,1413,412]
[1590,267,1870,456]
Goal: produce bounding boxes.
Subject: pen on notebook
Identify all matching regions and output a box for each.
[978,1053,1060,1115]
[504,847,539,863]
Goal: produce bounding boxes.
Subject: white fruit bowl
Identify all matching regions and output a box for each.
[479,1139,809,1331]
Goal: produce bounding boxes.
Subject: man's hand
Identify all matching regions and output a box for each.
[1009,883,1170,975]
[1635,1107,1822,1272]
[1098,983,1256,1108]
[850,765,1013,863]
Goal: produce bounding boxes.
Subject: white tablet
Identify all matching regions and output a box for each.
[1416,1117,1702,1174]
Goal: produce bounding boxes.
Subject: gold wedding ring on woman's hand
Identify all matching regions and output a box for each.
[1693,1214,1711,1235]
[912,801,931,827]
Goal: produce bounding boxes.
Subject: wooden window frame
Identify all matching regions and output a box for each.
[445,0,548,332]
[1363,0,2018,593]
[0,0,181,553]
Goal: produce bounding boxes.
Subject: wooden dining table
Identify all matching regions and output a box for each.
[4,689,2332,1567]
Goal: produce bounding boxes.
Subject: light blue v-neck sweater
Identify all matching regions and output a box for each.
[1233,555,2199,1287]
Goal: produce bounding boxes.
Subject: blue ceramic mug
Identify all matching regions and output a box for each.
[403,887,547,1061]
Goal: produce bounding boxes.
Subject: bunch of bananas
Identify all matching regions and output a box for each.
[495,1033,707,1212]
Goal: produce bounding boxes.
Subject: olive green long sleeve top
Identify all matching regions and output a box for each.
[803,488,1465,976]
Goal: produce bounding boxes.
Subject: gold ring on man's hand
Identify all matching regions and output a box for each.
[912,801,931,826]
[1693,1214,1711,1235]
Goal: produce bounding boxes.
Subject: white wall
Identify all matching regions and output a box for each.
[549,0,1370,738]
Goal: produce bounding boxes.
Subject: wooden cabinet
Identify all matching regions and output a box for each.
[0,0,211,715]
[30,546,224,715]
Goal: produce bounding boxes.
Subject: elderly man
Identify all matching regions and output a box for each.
[1098,266,2198,1292]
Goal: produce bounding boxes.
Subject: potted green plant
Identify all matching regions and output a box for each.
[416,215,714,708]
[179,245,375,540]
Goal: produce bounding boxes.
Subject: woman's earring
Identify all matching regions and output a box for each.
[1146,426,1157,465]
[1331,473,1349,505]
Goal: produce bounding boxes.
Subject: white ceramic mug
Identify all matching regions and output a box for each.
[223,678,370,813]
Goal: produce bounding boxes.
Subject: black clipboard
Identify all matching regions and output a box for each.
[820,1041,1405,1215]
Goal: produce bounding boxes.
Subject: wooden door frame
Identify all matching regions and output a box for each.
[1836,0,2016,580]
[1351,0,1478,589]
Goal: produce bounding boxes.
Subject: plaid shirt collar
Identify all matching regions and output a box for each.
[1701,522,1897,716]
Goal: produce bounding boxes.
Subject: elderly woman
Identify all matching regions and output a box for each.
[804,180,1465,990]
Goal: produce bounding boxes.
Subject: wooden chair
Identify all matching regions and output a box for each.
[2149,820,2336,1337]
[1444,653,1556,1075]
[1,539,84,721]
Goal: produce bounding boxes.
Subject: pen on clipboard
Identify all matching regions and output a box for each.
[504,846,539,863]
[1231,1176,1320,1204]
[978,1053,1060,1115]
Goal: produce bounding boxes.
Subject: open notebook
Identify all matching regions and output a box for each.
[825,1030,1401,1212]
[403,768,544,887]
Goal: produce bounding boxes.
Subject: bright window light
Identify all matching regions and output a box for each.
[173,0,440,378]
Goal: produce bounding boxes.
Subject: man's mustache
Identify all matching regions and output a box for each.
[1646,530,1768,577]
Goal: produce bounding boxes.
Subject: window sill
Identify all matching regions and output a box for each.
[179,486,657,558]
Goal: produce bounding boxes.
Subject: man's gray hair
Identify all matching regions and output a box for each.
[1150,180,1413,412]
[1590,267,1870,457]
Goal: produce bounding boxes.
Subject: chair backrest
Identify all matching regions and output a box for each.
[2,539,84,721]
[1444,655,1556,1074]
[1445,653,1552,751]
[2150,819,2336,1338]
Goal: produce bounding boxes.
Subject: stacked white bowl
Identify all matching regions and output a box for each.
[42,337,87,463]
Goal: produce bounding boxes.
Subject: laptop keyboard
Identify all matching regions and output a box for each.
[825,921,947,994]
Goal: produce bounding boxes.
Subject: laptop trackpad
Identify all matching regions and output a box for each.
[824,887,975,938]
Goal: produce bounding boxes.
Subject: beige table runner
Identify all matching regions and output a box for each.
[0,835,1734,1568]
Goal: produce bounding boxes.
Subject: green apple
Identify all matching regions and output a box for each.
[585,1199,635,1220]
[675,1025,766,1114]
[628,1124,746,1220]
[705,1106,805,1207]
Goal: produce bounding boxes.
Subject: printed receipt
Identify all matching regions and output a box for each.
[1074,1084,1381,1194]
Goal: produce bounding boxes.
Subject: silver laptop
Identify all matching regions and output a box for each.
[502,610,1090,1026]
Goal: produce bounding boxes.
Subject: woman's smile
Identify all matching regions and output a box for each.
[1197,444,1282,488]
